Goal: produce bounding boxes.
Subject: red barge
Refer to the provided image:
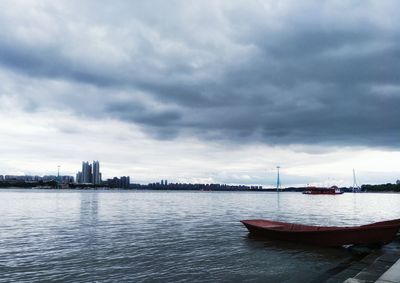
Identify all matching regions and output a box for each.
[302,186,343,195]
[241,219,400,246]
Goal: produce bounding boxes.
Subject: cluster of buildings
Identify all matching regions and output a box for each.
[0,161,131,189]
[143,182,263,191]
[75,161,130,188]
[76,161,102,185]
[107,176,130,188]
[0,174,73,183]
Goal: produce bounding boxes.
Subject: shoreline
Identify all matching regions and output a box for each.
[1,186,400,193]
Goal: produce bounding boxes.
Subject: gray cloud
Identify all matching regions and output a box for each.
[1,0,400,148]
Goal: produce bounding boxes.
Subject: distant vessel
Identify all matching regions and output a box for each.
[302,186,343,195]
[241,218,400,246]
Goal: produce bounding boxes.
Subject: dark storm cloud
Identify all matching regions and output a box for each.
[103,98,183,139]
[1,0,400,147]
[0,38,124,87]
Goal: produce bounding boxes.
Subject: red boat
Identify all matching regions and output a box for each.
[302,186,343,195]
[241,219,400,246]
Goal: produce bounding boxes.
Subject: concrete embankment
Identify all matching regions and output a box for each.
[319,236,400,283]
[375,257,400,282]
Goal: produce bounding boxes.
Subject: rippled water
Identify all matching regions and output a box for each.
[1,189,400,282]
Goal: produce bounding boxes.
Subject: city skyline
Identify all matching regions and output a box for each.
[0,159,398,188]
[76,160,102,185]
[0,159,132,189]
[0,1,400,187]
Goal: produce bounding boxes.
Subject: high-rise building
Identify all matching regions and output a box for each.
[120,176,130,188]
[82,161,92,183]
[76,172,82,183]
[106,176,130,188]
[92,160,101,185]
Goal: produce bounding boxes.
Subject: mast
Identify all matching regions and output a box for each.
[57,165,61,189]
[352,168,360,192]
[276,166,281,192]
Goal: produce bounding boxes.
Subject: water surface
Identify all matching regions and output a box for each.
[1,189,399,282]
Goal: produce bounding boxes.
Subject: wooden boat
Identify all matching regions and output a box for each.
[302,186,343,195]
[241,219,400,246]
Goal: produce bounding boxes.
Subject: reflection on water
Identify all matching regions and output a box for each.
[0,190,399,282]
[246,233,347,257]
[276,191,280,213]
[80,192,98,226]
[79,192,99,249]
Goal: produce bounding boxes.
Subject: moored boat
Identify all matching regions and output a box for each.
[241,219,400,246]
[302,186,343,195]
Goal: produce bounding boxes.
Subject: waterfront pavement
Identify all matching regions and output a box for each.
[375,258,400,283]
[318,237,400,283]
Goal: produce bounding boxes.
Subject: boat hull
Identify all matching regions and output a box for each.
[302,187,343,195]
[241,219,400,247]
[302,191,343,195]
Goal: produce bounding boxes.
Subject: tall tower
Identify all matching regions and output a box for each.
[92,160,101,185]
[352,168,360,192]
[57,165,61,189]
[276,166,281,191]
[76,172,83,184]
[82,161,92,183]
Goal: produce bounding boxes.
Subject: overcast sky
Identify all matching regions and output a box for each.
[0,0,399,187]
